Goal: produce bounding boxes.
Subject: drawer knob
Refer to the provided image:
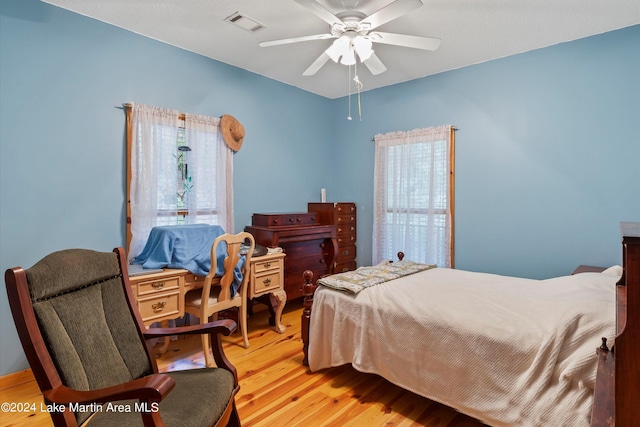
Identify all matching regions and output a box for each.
[263,278,272,285]
[264,262,271,268]
[152,282,165,290]
[152,301,167,312]
[343,250,350,256]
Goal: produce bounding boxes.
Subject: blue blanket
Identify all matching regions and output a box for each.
[132,224,244,296]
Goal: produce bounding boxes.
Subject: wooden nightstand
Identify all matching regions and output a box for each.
[248,252,287,333]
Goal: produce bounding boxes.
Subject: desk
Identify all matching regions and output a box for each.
[128,252,287,350]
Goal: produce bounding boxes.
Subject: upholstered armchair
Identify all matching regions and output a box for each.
[5,247,241,427]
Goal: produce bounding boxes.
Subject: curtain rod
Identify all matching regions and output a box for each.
[370,126,458,141]
[118,103,187,120]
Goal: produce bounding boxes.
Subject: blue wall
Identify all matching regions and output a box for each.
[0,0,333,375]
[1,0,638,376]
[329,25,640,278]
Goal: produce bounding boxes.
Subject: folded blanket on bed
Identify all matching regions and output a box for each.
[317,260,436,294]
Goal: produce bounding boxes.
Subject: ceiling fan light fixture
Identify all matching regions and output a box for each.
[353,36,373,62]
[325,35,350,62]
[340,46,356,65]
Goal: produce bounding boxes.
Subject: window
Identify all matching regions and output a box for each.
[373,125,455,267]
[125,103,233,259]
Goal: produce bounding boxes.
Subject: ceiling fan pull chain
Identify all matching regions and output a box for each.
[347,64,353,120]
[354,61,363,121]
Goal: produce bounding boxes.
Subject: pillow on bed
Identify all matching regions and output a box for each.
[601,265,623,276]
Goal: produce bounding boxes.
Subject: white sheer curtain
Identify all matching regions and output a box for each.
[129,103,180,260]
[184,113,233,232]
[373,125,454,267]
[128,104,234,260]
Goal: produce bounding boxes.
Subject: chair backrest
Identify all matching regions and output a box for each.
[5,247,154,426]
[206,232,255,302]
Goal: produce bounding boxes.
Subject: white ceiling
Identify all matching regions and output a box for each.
[43,0,640,99]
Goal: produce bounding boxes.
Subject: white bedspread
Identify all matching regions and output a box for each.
[308,268,617,426]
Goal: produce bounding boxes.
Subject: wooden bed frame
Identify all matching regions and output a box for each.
[301,223,640,426]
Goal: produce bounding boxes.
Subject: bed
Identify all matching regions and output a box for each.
[300,222,640,426]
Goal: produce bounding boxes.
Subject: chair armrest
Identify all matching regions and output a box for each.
[43,374,175,405]
[143,319,237,339]
[146,320,239,384]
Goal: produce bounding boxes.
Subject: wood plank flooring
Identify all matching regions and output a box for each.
[0,300,485,427]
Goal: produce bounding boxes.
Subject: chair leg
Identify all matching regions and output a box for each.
[202,312,217,368]
[201,332,215,368]
[228,401,241,427]
[240,304,249,349]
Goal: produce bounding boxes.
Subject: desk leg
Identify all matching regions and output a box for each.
[270,290,287,334]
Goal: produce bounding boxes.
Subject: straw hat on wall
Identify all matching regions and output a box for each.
[220,114,245,152]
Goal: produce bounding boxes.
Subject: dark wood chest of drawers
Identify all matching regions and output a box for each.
[308,202,357,273]
[245,213,337,300]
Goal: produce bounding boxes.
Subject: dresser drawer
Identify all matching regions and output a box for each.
[136,276,180,297]
[337,234,356,245]
[137,291,181,323]
[336,213,356,225]
[285,253,327,275]
[252,212,318,227]
[335,260,357,274]
[253,258,280,274]
[253,270,281,295]
[336,223,356,236]
[336,245,357,263]
[335,203,356,214]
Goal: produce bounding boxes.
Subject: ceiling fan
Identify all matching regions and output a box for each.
[259,0,441,76]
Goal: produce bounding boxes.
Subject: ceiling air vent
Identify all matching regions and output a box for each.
[224,12,266,33]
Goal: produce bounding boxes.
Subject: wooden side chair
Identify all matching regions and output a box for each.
[184,232,255,367]
[5,247,241,427]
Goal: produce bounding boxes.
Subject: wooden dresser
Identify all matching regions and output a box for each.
[308,202,357,273]
[245,212,337,300]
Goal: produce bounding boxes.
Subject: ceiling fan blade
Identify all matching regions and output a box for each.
[369,32,441,50]
[363,53,387,75]
[303,53,331,76]
[362,0,423,30]
[294,0,343,26]
[259,33,335,47]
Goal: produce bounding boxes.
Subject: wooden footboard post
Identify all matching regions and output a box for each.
[591,222,640,426]
[301,270,316,366]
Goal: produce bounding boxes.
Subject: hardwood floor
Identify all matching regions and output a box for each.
[0,300,485,427]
